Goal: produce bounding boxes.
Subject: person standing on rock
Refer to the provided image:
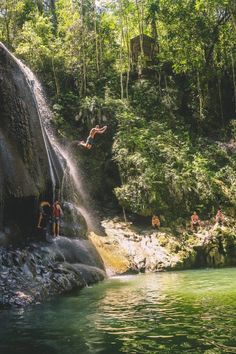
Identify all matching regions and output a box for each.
[37,201,52,239]
[52,201,63,237]
[78,125,107,150]
[191,211,201,231]
[215,207,224,226]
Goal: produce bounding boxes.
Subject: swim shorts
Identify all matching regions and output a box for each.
[53,216,60,225]
[86,136,94,145]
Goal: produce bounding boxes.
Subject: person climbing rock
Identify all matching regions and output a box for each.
[152,215,160,229]
[215,207,224,226]
[191,211,201,231]
[78,125,107,150]
[37,201,52,239]
[52,201,63,237]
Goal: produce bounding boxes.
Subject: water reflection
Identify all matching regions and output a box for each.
[0,269,236,354]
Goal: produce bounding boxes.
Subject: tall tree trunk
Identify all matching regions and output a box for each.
[117,164,127,222]
[4,18,10,45]
[151,18,158,42]
[99,34,103,72]
[217,75,224,126]
[158,71,162,96]
[135,0,144,74]
[93,0,100,74]
[120,60,124,100]
[4,2,11,46]
[229,0,236,32]
[122,207,127,223]
[49,0,58,34]
[36,0,43,13]
[197,71,203,120]
[80,0,87,96]
[231,52,236,112]
[118,0,124,99]
[52,57,60,97]
[119,35,124,99]
[164,74,171,106]
[126,62,130,99]
[125,14,131,99]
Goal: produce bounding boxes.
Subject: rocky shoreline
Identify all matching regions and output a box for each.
[90,218,236,275]
[0,237,105,308]
[1,218,236,308]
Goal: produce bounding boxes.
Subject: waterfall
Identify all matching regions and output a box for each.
[15,61,64,201]
[0,43,96,232]
[21,64,96,231]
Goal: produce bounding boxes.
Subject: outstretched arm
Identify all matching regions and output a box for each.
[95,125,107,134]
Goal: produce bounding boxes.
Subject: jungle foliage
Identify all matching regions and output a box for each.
[1,0,236,219]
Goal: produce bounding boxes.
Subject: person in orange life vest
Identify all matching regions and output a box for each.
[52,201,63,237]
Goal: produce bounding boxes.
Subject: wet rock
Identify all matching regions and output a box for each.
[62,202,87,239]
[0,236,106,308]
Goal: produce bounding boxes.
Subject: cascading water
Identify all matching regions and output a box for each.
[1,40,103,238]
[2,42,96,232]
[19,65,97,231]
[16,62,68,199]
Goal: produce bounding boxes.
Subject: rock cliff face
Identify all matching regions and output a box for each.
[0,43,60,239]
[0,237,105,307]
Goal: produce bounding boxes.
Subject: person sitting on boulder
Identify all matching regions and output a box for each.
[37,201,52,238]
[191,211,201,231]
[152,215,160,229]
[78,125,107,150]
[215,207,224,226]
[52,201,63,237]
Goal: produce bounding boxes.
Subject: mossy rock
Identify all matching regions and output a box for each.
[157,233,169,247]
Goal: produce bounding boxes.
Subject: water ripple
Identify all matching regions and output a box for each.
[0,268,236,354]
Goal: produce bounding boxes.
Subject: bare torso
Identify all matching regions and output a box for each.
[216,210,224,220]
[89,128,98,138]
[78,125,107,149]
[191,214,199,222]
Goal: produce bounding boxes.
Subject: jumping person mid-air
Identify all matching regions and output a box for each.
[78,125,107,150]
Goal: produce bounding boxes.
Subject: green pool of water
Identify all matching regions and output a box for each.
[0,268,236,354]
